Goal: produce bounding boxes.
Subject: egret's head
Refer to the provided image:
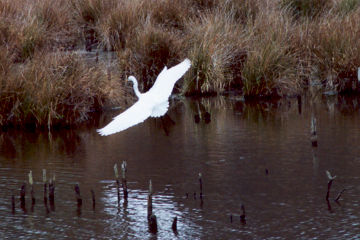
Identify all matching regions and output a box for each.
[127,76,137,84]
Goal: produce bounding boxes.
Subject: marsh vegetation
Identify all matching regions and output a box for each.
[0,0,360,127]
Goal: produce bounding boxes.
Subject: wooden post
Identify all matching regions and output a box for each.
[172,217,178,234]
[74,184,82,207]
[240,204,246,224]
[297,95,302,114]
[148,214,158,234]
[121,161,128,202]
[311,115,318,147]
[326,170,336,201]
[199,173,203,201]
[326,180,333,201]
[147,180,157,234]
[114,164,121,204]
[28,170,35,205]
[74,184,82,217]
[20,183,26,208]
[91,189,96,210]
[49,174,55,210]
[43,169,47,204]
[147,180,153,219]
[11,194,15,214]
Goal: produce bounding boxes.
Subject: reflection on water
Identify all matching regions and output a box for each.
[1,95,360,239]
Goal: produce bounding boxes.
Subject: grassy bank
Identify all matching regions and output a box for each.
[0,0,360,127]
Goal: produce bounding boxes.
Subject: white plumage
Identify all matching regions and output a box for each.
[97,58,191,136]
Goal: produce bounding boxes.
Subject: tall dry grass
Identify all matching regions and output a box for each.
[182,7,248,95]
[0,51,124,128]
[310,9,360,92]
[1,0,360,127]
[241,5,302,98]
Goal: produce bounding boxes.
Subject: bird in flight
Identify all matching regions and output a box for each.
[97,59,191,136]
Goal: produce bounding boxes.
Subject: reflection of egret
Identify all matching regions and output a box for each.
[98,59,191,136]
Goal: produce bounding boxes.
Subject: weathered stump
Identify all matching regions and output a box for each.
[91,189,96,210]
[121,161,128,202]
[172,216,178,234]
[74,184,82,207]
[148,214,158,234]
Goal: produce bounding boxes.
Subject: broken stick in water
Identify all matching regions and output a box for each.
[20,183,26,210]
[91,189,96,210]
[49,174,55,210]
[114,163,121,204]
[74,184,82,207]
[335,188,346,202]
[147,180,153,219]
[148,214,158,234]
[326,170,336,201]
[43,169,47,204]
[172,216,178,235]
[147,179,158,234]
[240,204,246,224]
[11,194,15,214]
[121,161,128,202]
[43,170,50,214]
[297,95,302,114]
[199,173,203,201]
[28,170,35,205]
[310,115,318,147]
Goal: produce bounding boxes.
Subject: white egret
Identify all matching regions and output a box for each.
[97,58,191,136]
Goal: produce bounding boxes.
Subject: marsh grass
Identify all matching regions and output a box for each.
[114,13,186,93]
[0,51,124,128]
[242,7,301,98]
[310,10,360,92]
[1,0,360,127]
[336,0,360,14]
[96,0,145,51]
[281,0,331,18]
[183,8,247,95]
[150,0,189,30]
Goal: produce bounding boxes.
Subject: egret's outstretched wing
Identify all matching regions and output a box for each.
[97,101,152,136]
[150,100,169,117]
[149,59,191,101]
[97,59,191,136]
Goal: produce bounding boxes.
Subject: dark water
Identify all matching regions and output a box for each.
[1,95,360,239]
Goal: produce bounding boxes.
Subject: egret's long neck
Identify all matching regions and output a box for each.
[131,78,141,98]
